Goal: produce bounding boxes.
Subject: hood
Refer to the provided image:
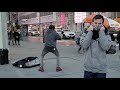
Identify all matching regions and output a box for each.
[46,29,54,34]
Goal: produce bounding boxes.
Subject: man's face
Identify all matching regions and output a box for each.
[92,18,103,27]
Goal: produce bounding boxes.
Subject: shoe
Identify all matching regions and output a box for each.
[56,67,62,72]
[38,67,44,72]
[114,53,117,55]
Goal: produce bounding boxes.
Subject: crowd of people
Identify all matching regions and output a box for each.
[7,27,21,45]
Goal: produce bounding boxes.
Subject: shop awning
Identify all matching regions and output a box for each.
[114,18,120,23]
[83,14,120,28]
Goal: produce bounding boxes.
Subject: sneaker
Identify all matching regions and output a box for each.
[38,67,44,72]
[114,53,117,55]
[56,67,62,72]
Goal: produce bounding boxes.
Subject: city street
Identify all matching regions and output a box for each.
[0,36,119,78]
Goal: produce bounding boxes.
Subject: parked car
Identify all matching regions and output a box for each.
[108,27,118,41]
[62,29,76,39]
[28,29,40,36]
[56,29,62,36]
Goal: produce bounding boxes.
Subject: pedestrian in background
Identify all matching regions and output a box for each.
[78,26,90,52]
[117,30,120,50]
[42,28,47,43]
[19,26,23,41]
[13,28,20,45]
[80,15,112,78]
[38,25,62,72]
[8,28,14,46]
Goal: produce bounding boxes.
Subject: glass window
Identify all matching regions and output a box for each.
[30,13,37,18]
[65,12,68,17]
[39,12,52,16]
[21,13,37,19]
[32,29,37,31]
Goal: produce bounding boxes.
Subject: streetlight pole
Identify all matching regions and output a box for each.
[38,12,41,40]
[68,12,73,31]
[0,12,8,49]
[56,12,58,28]
[116,12,117,19]
[111,12,114,19]
[10,12,15,31]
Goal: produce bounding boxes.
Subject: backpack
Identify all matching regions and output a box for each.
[12,57,40,68]
[0,49,9,65]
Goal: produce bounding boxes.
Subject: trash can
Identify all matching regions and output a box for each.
[0,49,9,65]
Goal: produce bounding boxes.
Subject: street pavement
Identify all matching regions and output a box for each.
[1,36,120,78]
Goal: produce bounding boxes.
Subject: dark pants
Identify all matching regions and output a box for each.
[118,42,120,50]
[8,38,14,45]
[78,46,81,51]
[40,46,60,68]
[14,38,20,45]
[84,71,106,78]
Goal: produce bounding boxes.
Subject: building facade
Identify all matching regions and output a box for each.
[18,12,120,35]
[18,12,74,34]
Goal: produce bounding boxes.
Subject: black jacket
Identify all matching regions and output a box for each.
[117,31,120,42]
[13,31,20,39]
[44,29,61,47]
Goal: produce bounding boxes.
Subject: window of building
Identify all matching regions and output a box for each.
[20,13,37,19]
[29,13,37,19]
[65,12,68,17]
[40,12,52,16]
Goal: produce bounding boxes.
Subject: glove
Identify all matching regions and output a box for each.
[87,25,93,31]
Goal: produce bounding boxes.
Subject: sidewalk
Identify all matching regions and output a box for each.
[0,37,120,78]
[8,39,84,78]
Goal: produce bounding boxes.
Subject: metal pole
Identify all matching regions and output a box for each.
[38,12,41,40]
[53,12,57,27]
[112,12,114,19]
[39,12,40,32]
[116,12,117,19]
[56,12,58,27]
[10,12,14,31]
[0,12,8,49]
[10,12,12,31]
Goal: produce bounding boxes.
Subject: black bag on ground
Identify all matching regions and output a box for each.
[0,49,9,65]
[12,57,40,68]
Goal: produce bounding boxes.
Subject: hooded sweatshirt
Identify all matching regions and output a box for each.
[44,29,61,47]
[80,30,112,73]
